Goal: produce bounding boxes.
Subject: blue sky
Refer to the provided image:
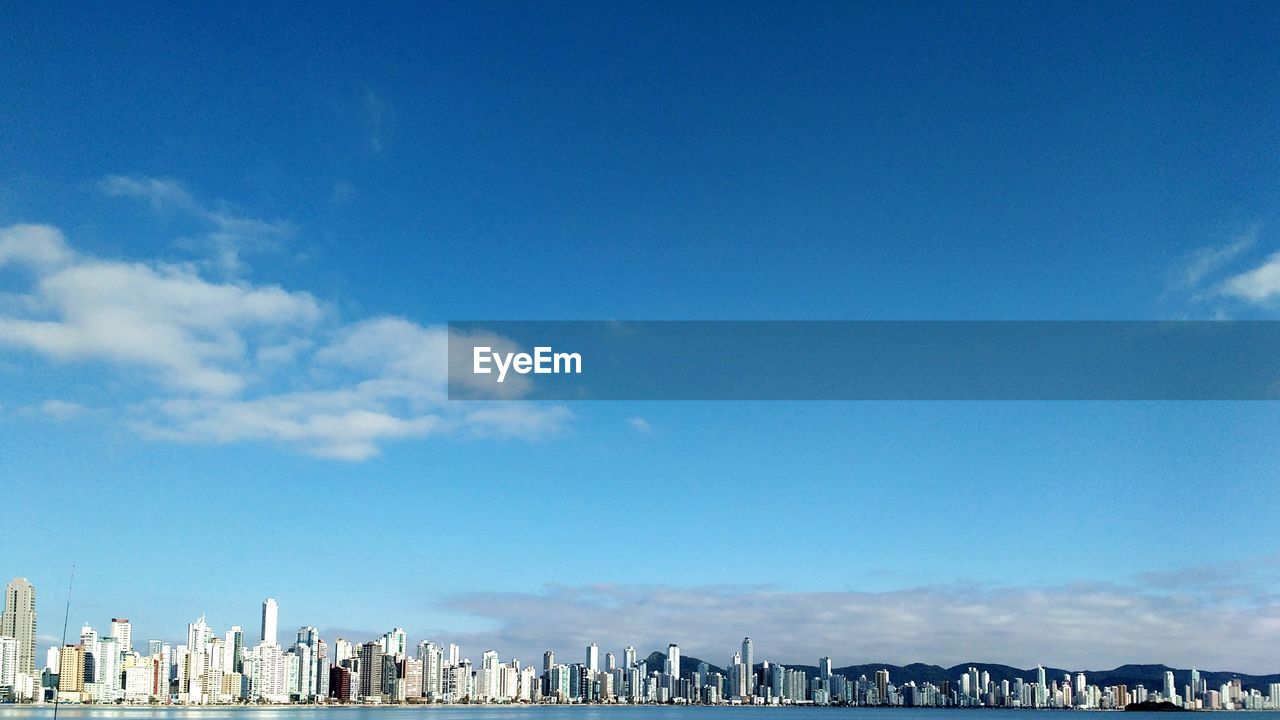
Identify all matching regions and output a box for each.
[2,1,1280,672]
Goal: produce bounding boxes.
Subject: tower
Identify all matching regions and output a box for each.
[261,598,278,646]
[1,578,36,675]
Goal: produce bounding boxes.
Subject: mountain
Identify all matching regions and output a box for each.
[636,652,1280,693]
[827,662,1280,694]
[643,651,725,677]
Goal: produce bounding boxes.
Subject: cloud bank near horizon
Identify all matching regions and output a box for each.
[431,570,1280,675]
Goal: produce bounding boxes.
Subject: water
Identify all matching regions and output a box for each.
[1,709,1278,720]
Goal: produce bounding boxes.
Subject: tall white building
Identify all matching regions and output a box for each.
[80,624,101,683]
[261,598,278,646]
[0,636,18,689]
[252,641,287,702]
[587,643,599,673]
[111,619,133,658]
[665,643,680,679]
[478,650,499,700]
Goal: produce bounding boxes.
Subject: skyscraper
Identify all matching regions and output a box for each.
[110,618,132,659]
[229,626,245,674]
[261,598,278,646]
[741,638,754,693]
[665,643,680,679]
[80,624,101,683]
[1,578,36,675]
[586,643,599,673]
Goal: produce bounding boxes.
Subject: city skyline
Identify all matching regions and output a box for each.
[4,575,1280,690]
[2,580,1275,709]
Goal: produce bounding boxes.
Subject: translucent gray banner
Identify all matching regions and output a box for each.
[447,321,1280,401]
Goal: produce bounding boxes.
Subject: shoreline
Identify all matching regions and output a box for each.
[0,706,1277,714]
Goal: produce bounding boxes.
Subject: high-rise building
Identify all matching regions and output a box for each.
[261,598,278,646]
[59,644,85,694]
[80,624,101,684]
[587,643,599,673]
[110,618,133,659]
[1,578,36,676]
[359,641,384,700]
[383,628,407,658]
[624,646,636,668]
[228,626,245,674]
[297,626,319,649]
[741,638,754,693]
[0,636,18,690]
[666,644,680,679]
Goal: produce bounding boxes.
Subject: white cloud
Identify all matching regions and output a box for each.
[625,416,652,433]
[41,399,88,420]
[141,392,446,461]
[317,316,448,386]
[440,576,1280,674]
[0,224,74,270]
[0,221,568,460]
[0,236,323,395]
[1221,251,1280,303]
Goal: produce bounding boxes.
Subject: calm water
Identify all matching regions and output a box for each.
[2,709,1279,720]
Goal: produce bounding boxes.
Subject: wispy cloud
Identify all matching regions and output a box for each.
[41,399,89,421]
[100,175,293,275]
[625,416,652,433]
[0,221,568,460]
[363,89,395,156]
[1173,227,1257,292]
[438,573,1280,674]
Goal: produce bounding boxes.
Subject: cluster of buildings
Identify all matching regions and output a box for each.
[895,665,1277,711]
[1,577,1276,710]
